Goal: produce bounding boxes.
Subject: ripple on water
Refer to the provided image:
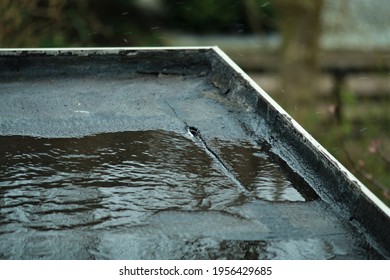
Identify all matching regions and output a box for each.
[0,130,312,259]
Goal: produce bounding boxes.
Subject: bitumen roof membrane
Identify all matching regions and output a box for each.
[0,48,388,259]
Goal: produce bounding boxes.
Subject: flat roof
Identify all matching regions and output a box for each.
[0,47,389,259]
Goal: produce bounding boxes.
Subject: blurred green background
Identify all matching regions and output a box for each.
[1,0,389,206]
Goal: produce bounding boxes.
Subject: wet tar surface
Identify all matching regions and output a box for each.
[0,66,385,259]
[0,131,383,259]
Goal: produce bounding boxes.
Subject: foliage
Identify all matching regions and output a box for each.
[1,0,101,47]
[0,0,279,48]
[162,0,277,34]
[0,0,163,47]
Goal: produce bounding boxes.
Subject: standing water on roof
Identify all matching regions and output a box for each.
[1,130,378,259]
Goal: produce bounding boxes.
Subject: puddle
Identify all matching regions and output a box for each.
[0,131,246,231]
[0,130,374,259]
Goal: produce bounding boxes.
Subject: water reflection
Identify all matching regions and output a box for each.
[0,131,246,232]
[0,130,378,259]
[211,139,306,202]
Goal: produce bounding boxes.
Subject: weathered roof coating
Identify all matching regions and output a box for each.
[0,47,389,259]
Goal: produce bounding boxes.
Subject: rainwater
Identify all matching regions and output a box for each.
[0,130,382,259]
